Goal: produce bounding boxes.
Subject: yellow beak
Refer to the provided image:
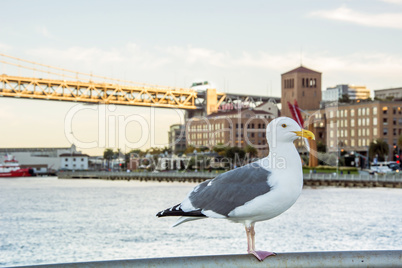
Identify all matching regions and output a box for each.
[293,129,315,140]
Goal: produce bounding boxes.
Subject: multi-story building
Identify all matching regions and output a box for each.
[322,84,349,102]
[374,87,402,100]
[59,153,89,170]
[347,85,371,100]
[281,65,322,118]
[0,145,79,170]
[186,109,275,157]
[322,84,370,102]
[168,124,186,154]
[306,100,402,159]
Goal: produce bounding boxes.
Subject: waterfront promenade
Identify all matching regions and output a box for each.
[58,171,402,188]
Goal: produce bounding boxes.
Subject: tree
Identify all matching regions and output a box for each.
[245,145,258,158]
[103,148,114,169]
[184,146,197,154]
[339,94,350,103]
[225,147,246,167]
[128,149,145,157]
[369,139,389,161]
[316,141,327,153]
[213,143,227,156]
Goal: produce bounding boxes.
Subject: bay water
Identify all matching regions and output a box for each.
[1,177,401,267]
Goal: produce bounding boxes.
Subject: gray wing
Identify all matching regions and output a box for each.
[188,163,271,217]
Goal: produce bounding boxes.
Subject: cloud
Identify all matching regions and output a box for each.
[0,42,12,52]
[35,26,53,38]
[18,43,402,91]
[381,0,402,4]
[27,43,170,70]
[310,6,402,29]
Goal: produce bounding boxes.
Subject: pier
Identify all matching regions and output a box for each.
[58,171,402,188]
[14,250,402,268]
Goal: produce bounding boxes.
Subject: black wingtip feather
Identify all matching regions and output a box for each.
[156,204,207,218]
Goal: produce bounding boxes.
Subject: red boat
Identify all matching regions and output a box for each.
[0,154,34,177]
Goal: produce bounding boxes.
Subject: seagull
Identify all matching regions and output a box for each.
[156,117,315,261]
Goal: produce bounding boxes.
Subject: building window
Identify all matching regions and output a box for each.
[383,118,388,125]
[393,107,397,115]
[373,107,377,115]
[65,164,68,167]
[383,128,388,136]
[393,119,397,125]
[351,129,354,136]
[383,107,388,114]
[73,158,76,161]
[65,158,68,161]
[373,118,377,125]
[351,119,355,127]
[374,128,377,135]
[351,109,355,116]
[81,158,84,161]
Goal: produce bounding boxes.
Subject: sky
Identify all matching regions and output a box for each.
[1,0,402,155]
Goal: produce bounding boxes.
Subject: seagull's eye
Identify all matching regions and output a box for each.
[281,124,287,128]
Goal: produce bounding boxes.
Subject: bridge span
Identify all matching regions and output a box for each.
[0,53,280,114]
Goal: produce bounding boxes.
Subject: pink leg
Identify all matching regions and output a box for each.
[245,224,276,261]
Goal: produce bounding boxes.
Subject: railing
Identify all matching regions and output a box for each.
[59,171,217,179]
[58,170,402,182]
[13,250,402,268]
[304,173,402,182]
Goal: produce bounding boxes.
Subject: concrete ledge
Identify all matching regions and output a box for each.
[14,250,402,268]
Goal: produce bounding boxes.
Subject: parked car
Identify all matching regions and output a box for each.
[370,163,393,174]
[386,162,400,172]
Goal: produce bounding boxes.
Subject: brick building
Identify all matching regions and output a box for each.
[281,65,322,118]
[306,100,402,159]
[186,109,275,157]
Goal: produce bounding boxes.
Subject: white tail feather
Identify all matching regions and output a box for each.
[171,216,204,227]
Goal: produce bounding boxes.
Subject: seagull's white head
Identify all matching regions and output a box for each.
[266,117,315,148]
